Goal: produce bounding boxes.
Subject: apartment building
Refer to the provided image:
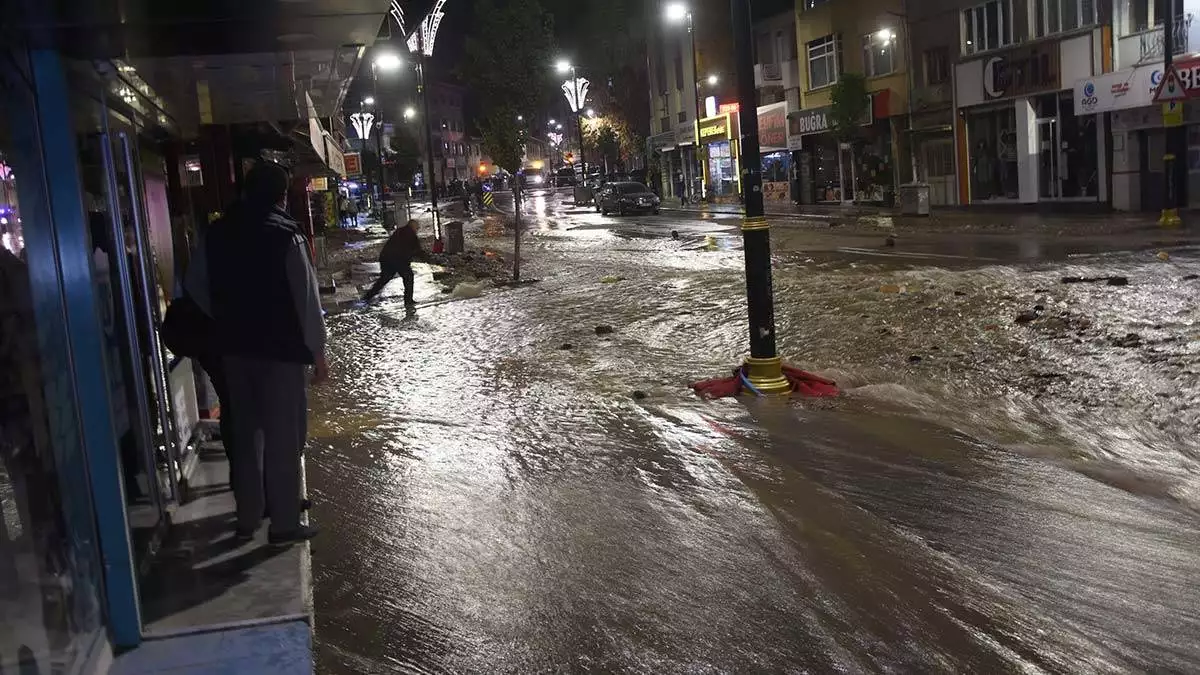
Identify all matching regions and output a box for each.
[1075,0,1200,210]
[755,11,803,202]
[793,0,911,203]
[646,0,734,199]
[908,0,961,204]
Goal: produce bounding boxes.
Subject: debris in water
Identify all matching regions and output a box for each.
[1034,304,1046,311]
[1157,251,1171,261]
[1112,333,1142,348]
[908,355,923,364]
[879,283,904,294]
[1015,310,1039,324]
[671,230,680,240]
[559,343,574,350]
[1107,276,1129,286]
[885,236,896,247]
[600,275,625,284]
[595,325,615,336]
[632,390,647,400]
[1184,274,1199,281]
[451,282,484,299]
[954,290,967,296]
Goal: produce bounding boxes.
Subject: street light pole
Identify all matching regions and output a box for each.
[1161,12,1184,228]
[687,12,706,201]
[371,63,389,201]
[417,32,441,237]
[730,0,789,395]
[573,65,587,178]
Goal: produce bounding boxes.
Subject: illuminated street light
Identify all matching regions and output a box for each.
[586,108,595,117]
[363,96,376,106]
[374,52,403,71]
[706,74,719,86]
[664,2,689,22]
[517,115,524,121]
[403,106,416,120]
[555,59,572,74]
[549,118,556,125]
[556,123,563,129]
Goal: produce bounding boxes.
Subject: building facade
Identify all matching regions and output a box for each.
[1074,0,1200,210]
[793,0,912,203]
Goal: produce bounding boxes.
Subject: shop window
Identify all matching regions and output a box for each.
[2,52,106,672]
[862,30,897,78]
[967,106,1020,200]
[678,110,688,123]
[924,47,950,85]
[807,35,839,89]
[962,0,1014,55]
[1032,0,1097,37]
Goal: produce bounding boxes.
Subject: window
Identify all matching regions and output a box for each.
[1032,0,1097,36]
[861,31,896,77]
[924,47,950,85]
[1117,0,1183,33]
[674,52,685,90]
[659,116,671,132]
[678,110,687,123]
[962,0,1014,54]
[807,35,839,89]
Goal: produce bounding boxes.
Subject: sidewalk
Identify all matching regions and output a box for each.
[110,429,314,674]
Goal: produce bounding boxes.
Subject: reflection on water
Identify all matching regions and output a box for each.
[310,200,1200,673]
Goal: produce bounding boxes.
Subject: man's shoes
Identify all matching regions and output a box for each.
[234,525,258,543]
[268,525,319,547]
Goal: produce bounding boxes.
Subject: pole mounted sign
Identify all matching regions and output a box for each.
[1154,65,1187,102]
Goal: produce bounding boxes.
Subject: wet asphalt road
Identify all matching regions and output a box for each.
[310,189,1200,673]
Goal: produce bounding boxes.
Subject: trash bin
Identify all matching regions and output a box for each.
[898,183,930,216]
[574,185,593,206]
[445,220,465,254]
[382,207,397,230]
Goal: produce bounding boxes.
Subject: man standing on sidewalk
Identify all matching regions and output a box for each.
[202,162,326,546]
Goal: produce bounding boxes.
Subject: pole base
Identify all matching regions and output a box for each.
[742,356,792,396]
[1159,208,1182,228]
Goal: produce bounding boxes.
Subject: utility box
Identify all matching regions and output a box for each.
[445,220,465,254]
[899,183,930,216]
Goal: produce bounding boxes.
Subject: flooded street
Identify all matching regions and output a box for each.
[310,192,1200,673]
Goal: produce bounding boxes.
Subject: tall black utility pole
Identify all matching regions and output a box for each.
[731,0,789,395]
[417,31,441,237]
[371,63,387,198]
[1161,12,1184,228]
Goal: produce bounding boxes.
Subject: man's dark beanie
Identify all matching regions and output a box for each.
[243,162,290,207]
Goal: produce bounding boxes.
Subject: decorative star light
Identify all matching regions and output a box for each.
[561,77,589,113]
[350,112,375,140]
[407,0,448,56]
[547,132,564,146]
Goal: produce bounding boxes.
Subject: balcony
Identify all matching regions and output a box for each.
[755,60,800,91]
[1117,14,1193,67]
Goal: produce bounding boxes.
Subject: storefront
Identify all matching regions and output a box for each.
[758,102,791,202]
[788,106,840,202]
[955,36,1106,204]
[1078,59,1200,211]
[675,121,700,201]
[698,113,740,201]
[648,130,677,197]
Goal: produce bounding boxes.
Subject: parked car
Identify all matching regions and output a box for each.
[596,181,661,216]
[554,167,577,187]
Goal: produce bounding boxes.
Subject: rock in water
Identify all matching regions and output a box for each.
[595,325,615,336]
[451,282,484,299]
[632,390,647,400]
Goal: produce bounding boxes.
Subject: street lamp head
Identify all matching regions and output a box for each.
[706,74,719,86]
[517,115,524,121]
[665,2,689,22]
[877,28,894,43]
[555,59,572,74]
[403,106,416,120]
[586,108,595,117]
[374,52,403,71]
[549,118,556,125]
[556,123,563,129]
[363,96,376,106]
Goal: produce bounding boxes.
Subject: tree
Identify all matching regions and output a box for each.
[829,74,871,202]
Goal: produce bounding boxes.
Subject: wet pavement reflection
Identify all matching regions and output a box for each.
[310,191,1200,673]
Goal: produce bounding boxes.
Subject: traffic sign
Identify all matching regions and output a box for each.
[1154,66,1188,102]
[1164,100,1185,126]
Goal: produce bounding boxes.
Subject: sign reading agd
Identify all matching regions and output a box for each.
[1074,65,1163,115]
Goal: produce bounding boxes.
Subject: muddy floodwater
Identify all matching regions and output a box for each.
[309,193,1200,673]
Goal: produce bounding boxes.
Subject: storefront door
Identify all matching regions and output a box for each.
[72,89,177,572]
[1037,118,1060,199]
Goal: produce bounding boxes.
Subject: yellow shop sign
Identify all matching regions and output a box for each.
[698,114,730,141]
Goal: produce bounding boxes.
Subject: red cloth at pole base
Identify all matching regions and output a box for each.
[691,365,839,399]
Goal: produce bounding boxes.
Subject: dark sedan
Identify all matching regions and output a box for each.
[596,182,661,216]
